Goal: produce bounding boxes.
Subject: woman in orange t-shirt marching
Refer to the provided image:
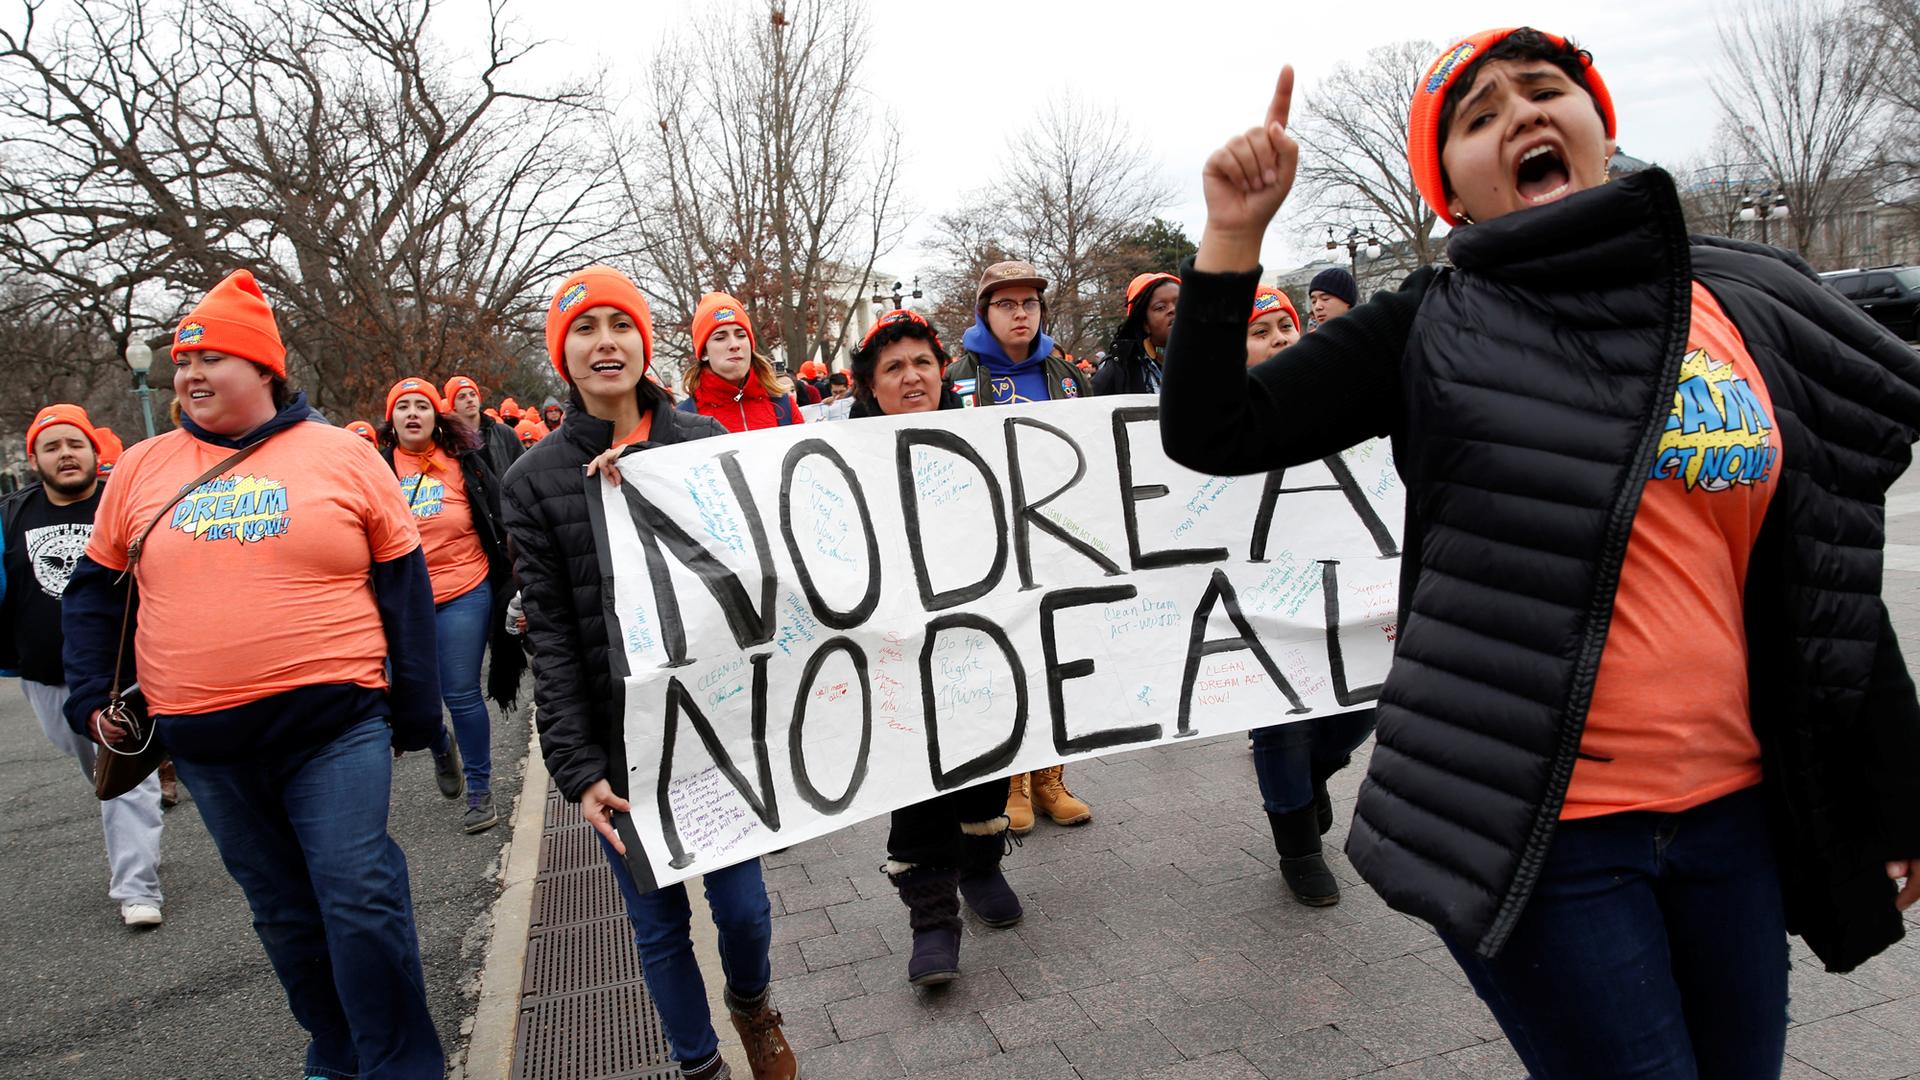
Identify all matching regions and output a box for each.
[379,378,525,834]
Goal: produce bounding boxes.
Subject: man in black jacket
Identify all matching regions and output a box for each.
[2,405,164,928]
[443,373,522,480]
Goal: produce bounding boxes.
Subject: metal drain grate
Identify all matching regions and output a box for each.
[522,914,646,1000]
[512,782,678,1079]
[529,863,629,929]
[537,821,607,875]
[512,983,680,1080]
[543,792,584,831]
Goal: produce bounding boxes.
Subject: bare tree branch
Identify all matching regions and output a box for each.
[1290,39,1443,283]
[1713,0,1884,262]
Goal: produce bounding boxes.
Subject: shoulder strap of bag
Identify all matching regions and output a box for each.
[107,435,276,703]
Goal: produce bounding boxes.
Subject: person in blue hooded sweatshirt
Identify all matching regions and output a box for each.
[943,260,1091,406]
[937,261,1099,836]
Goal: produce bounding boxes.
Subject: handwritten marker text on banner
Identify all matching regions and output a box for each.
[592,397,1404,889]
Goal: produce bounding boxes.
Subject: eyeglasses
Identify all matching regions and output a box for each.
[988,298,1042,315]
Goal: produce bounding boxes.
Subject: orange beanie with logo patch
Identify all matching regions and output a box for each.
[1406,28,1615,227]
[545,266,654,384]
[1250,286,1298,326]
[691,292,757,362]
[385,376,444,421]
[26,403,100,455]
[173,269,288,376]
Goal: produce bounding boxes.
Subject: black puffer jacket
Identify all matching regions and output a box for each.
[1160,168,1920,973]
[380,441,525,708]
[499,395,726,804]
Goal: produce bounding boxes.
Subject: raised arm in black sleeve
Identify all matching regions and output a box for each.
[1158,261,1438,476]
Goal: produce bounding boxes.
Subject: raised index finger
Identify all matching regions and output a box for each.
[1266,65,1295,131]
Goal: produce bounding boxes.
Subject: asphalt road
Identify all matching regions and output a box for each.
[0,685,529,1080]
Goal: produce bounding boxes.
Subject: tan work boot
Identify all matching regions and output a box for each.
[726,988,798,1080]
[1006,773,1035,835]
[1031,765,1091,826]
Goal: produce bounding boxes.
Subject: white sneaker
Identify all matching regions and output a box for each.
[121,902,163,928]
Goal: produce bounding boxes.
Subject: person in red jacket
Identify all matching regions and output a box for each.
[677,293,804,432]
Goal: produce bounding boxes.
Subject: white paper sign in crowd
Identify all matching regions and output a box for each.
[590,396,1405,890]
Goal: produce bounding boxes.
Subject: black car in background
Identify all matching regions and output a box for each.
[1821,266,1920,342]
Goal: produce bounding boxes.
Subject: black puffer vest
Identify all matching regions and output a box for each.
[1352,169,1920,972]
[499,395,725,804]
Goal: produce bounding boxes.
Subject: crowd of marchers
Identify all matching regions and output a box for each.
[9,24,1920,1080]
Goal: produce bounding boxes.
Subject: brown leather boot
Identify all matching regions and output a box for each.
[157,759,179,808]
[1006,773,1034,835]
[1032,765,1091,826]
[726,987,799,1080]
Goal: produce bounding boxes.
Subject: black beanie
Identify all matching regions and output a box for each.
[1309,267,1359,308]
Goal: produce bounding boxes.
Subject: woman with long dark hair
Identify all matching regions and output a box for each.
[377,376,523,833]
[1093,271,1180,396]
[499,266,795,1080]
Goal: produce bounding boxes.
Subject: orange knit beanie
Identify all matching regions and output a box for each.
[173,269,288,376]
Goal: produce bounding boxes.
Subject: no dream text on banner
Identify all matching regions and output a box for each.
[588,396,1405,890]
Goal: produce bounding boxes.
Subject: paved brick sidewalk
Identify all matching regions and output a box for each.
[758,731,1920,1079]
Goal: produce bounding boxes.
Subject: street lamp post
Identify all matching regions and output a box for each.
[1327,227,1385,279]
[125,339,156,439]
[871,276,923,312]
[1737,189,1791,247]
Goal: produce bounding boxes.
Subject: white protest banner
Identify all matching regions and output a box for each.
[589,396,1403,890]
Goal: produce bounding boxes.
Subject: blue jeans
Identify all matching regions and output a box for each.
[172,718,443,1080]
[1441,786,1788,1079]
[600,835,773,1066]
[1249,710,1376,814]
[428,579,493,794]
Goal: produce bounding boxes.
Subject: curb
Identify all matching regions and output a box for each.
[456,715,546,1080]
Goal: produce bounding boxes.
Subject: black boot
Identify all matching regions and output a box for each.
[1313,750,1358,836]
[957,824,1024,929]
[1269,808,1341,907]
[888,865,962,986]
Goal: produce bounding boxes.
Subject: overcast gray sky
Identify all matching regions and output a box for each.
[448,0,1732,280]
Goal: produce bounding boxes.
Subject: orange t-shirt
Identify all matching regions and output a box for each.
[1564,283,1783,819]
[394,448,491,605]
[612,411,655,449]
[86,422,421,715]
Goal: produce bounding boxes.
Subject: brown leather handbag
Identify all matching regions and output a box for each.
[93,437,275,800]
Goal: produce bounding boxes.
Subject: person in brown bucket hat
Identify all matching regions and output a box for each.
[937,260,1097,834]
[945,260,1092,409]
